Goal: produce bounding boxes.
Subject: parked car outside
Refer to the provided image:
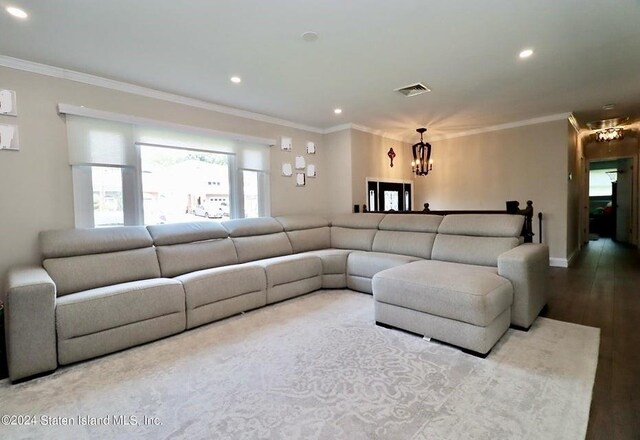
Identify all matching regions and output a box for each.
[193,202,224,219]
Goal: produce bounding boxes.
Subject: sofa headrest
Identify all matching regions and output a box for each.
[331,213,386,229]
[437,214,524,237]
[147,222,229,246]
[222,217,284,237]
[275,215,329,231]
[379,214,443,233]
[40,226,153,259]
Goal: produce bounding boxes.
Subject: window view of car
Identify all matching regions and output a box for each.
[193,201,228,219]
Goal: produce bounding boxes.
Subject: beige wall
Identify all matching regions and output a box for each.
[413,120,570,261]
[324,129,353,216]
[0,66,327,286]
[350,129,414,209]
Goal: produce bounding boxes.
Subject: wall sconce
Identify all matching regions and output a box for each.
[411,127,433,176]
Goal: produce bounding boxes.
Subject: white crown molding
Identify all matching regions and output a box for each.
[1,55,579,143]
[323,123,353,134]
[58,103,277,146]
[568,113,581,133]
[0,55,325,134]
[325,114,574,144]
[323,123,409,143]
[429,113,573,142]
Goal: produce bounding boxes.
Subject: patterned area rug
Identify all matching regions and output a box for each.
[0,290,599,440]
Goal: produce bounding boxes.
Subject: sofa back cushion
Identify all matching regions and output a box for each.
[276,215,330,253]
[437,214,525,237]
[40,226,161,296]
[330,213,385,251]
[372,214,443,259]
[147,222,238,277]
[223,217,293,263]
[432,214,524,267]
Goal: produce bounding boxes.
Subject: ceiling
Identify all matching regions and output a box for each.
[2,0,640,139]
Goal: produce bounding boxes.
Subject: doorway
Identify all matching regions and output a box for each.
[366,179,413,212]
[588,158,634,243]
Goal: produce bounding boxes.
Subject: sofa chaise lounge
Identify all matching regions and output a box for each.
[3,213,549,382]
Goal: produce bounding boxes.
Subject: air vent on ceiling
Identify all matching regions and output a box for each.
[394,83,431,97]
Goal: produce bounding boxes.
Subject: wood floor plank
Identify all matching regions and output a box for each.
[545,238,640,440]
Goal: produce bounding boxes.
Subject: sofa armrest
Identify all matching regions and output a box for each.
[497,244,549,329]
[4,266,57,381]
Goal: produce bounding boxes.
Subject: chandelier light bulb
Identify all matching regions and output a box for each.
[595,127,624,143]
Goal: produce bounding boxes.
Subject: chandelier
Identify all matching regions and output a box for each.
[595,127,624,143]
[411,128,433,176]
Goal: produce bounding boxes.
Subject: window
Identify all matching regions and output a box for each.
[589,168,616,196]
[242,170,260,218]
[140,145,230,224]
[65,113,270,228]
[383,191,399,211]
[92,166,124,227]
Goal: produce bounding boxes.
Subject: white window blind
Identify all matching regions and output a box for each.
[62,108,271,227]
[137,125,269,172]
[66,115,135,167]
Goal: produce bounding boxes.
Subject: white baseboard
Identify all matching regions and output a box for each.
[549,258,569,268]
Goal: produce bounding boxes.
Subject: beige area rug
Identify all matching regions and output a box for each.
[0,290,599,440]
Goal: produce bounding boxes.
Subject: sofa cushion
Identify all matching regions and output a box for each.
[232,233,293,263]
[330,213,384,251]
[222,217,283,237]
[155,238,238,278]
[177,264,266,309]
[300,249,352,274]
[331,213,385,229]
[331,227,377,251]
[276,215,330,253]
[373,260,513,327]
[432,234,520,267]
[253,254,322,289]
[147,221,229,245]
[286,227,331,253]
[347,252,419,294]
[56,278,185,340]
[437,214,524,237]
[223,217,293,263]
[372,230,436,259]
[44,248,161,296]
[252,254,323,303]
[275,215,329,231]
[378,214,443,232]
[348,251,419,279]
[176,264,267,328]
[40,226,153,259]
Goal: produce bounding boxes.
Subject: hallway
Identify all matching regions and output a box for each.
[543,239,640,439]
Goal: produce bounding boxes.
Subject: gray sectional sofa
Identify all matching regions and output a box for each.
[3,213,549,382]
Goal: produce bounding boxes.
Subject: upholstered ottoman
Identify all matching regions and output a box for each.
[372,260,513,356]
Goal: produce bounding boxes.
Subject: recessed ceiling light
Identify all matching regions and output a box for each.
[230,76,241,84]
[6,6,28,19]
[301,31,319,42]
[602,104,616,111]
[519,49,534,59]
[334,108,342,115]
